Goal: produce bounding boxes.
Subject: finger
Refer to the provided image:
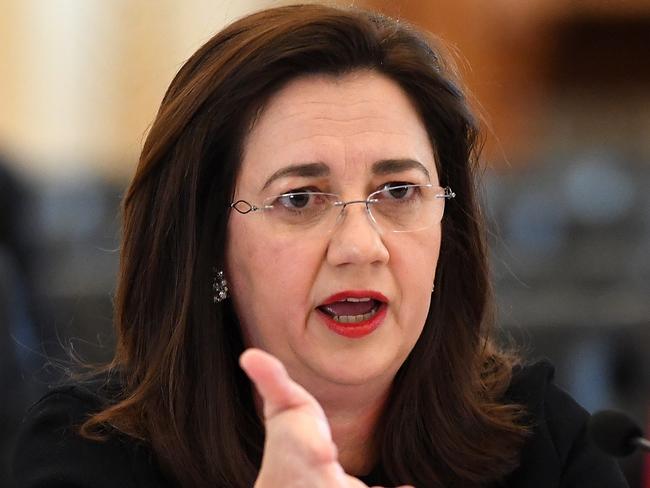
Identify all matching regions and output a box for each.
[239,348,318,420]
[347,477,416,488]
[366,484,415,488]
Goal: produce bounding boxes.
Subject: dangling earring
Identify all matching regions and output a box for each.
[432,283,436,293]
[212,268,229,303]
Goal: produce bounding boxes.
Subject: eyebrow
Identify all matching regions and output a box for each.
[261,158,431,190]
[372,158,431,180]
[261,162,330,190]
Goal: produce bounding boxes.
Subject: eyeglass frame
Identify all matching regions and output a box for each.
[229,183,456,233]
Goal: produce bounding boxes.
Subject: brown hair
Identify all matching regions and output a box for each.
[82,4,528,487]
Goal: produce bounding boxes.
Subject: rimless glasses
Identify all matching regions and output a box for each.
[230,183,455,235]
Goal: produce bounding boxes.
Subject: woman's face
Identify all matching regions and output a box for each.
[225,71,442,393]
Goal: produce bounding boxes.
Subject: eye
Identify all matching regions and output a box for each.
[378,182,417,200]
[279,193,310,209]
[275,187,321,209]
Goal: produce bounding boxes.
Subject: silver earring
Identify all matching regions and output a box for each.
[212,269,229,303]
[432,283,435,293]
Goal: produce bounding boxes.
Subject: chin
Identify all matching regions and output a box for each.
[304,346,405,387]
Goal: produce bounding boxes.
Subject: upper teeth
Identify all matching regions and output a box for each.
[343,297,371,302]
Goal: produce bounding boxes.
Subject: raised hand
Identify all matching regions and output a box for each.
[239,348,413,488]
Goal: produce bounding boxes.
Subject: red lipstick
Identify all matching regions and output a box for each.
[317,290,388,339]
[321,290,388,305]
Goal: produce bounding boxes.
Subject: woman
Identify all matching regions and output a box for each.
[12,4,627,488]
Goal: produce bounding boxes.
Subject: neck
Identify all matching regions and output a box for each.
[248,358,395,477]
[315,382,390,476]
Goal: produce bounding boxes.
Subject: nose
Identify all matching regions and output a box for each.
[326,202,390,267]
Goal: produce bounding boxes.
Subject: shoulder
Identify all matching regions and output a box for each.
[11,381,171,488]
[503,360,628,488]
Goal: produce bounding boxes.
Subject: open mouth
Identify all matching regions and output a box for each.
[317,297,383,324]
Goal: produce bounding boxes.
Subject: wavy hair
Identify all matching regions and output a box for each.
[82,4,528,487]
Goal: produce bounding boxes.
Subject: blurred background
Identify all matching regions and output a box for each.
[1,0,648,486]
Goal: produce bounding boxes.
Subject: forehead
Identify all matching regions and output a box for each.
[238,71,437,190]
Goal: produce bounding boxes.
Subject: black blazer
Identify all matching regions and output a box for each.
[10,361,628,487]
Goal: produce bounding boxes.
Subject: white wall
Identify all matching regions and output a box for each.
[0,0,322,183]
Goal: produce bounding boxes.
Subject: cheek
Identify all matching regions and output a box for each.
[226,224,322,342]
[253,237,322,298]
[391,231,441,317]
[398,230,440,275]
